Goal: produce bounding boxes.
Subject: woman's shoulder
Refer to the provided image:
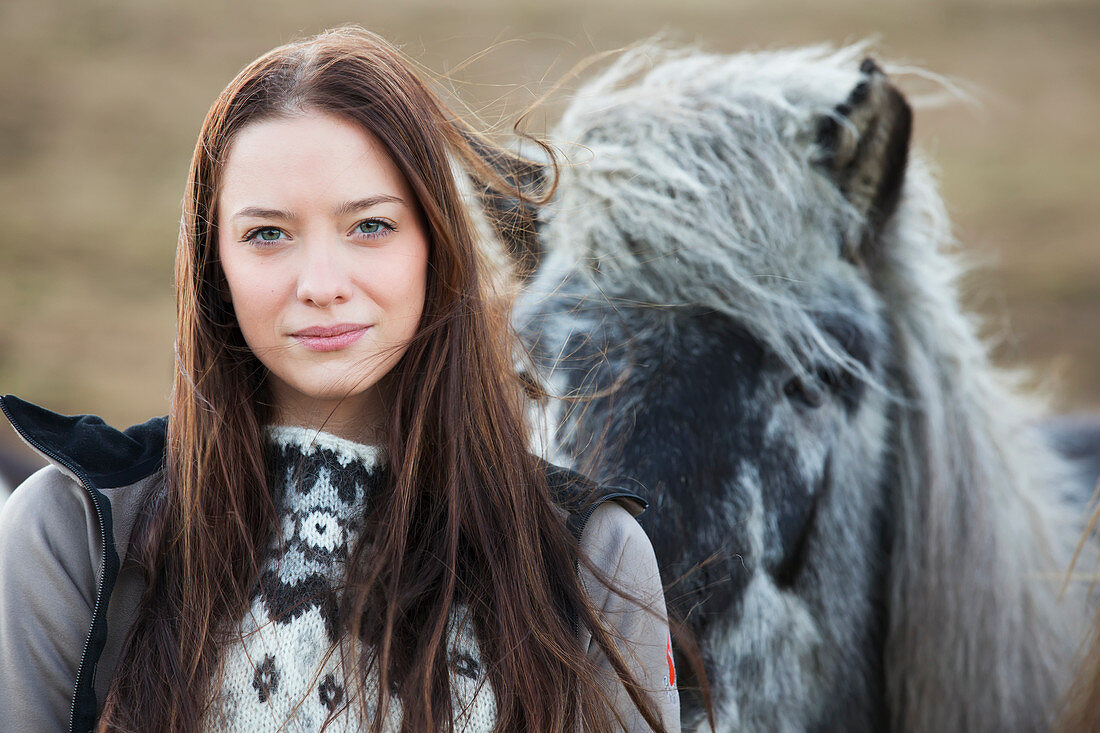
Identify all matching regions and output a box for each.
[0,464,103,730]
[571,483,681,730]
[0,398,169,731]
[0,464,97,561]
[578,501,659,591]
[0,395,168,573]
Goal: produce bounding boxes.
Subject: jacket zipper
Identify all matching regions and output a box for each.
[0,400,109,733]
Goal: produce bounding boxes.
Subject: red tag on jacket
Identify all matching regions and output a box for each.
[666,635,676,688]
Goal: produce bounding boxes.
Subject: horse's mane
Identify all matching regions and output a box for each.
[540,41,1089,730]
[544,42,880,376]
[880,154,1086,730]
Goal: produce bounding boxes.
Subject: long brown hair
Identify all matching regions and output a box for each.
[98,26,669,732]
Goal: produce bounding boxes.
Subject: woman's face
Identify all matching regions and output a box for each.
[216,110,429,436]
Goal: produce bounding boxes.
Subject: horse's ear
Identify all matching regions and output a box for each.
[815,58,912,263]
[462,132,547,280]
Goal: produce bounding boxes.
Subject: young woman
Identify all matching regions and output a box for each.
[0,26,680,732]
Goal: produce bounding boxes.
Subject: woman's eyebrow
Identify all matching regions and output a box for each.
[335,195,406,216]
[231,206,295,221]
[230,195,407,222]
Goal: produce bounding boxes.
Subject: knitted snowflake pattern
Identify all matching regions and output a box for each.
[204,426,497,732]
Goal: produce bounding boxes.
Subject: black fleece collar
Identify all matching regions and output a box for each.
[0,395,166,490]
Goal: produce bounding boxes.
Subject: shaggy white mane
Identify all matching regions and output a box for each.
[541,43,883,373]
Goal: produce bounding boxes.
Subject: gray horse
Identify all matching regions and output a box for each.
[496,44,1098,731]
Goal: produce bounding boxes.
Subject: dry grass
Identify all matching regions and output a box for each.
[1,0,1097,460]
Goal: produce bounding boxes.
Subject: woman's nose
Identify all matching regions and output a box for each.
[295,241,351,308]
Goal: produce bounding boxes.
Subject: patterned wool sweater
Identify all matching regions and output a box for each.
[204,427,497,732]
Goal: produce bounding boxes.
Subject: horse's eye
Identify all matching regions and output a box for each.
[818,368,840,391]
[817,366,856,394]
[782,376,825,408]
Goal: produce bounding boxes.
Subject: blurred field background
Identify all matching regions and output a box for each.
[1,0,1097,462]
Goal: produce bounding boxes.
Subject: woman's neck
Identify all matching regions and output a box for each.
[268,387,388,446]
[272,414,385,446]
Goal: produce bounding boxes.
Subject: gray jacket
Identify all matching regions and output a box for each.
[0,395,680,732]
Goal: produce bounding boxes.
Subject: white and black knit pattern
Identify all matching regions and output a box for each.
[204,426,497,732]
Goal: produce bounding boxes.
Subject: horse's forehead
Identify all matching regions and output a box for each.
[551,84,853,231]
[559,51,862,146]
[565,94,810,170]
[552,51,870,229]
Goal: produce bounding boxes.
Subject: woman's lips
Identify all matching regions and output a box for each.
[291,324,370,352]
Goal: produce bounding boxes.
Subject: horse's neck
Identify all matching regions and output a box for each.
[882,296,1087,733]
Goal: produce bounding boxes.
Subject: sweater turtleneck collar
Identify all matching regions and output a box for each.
[265,425,385,471]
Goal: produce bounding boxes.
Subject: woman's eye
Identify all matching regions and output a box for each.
[247,227,284,242]
[356,220,392,237]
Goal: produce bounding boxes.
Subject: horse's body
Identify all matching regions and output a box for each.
[506,45,1098,731]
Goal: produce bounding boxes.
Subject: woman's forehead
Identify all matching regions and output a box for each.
[217,111,416,220]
